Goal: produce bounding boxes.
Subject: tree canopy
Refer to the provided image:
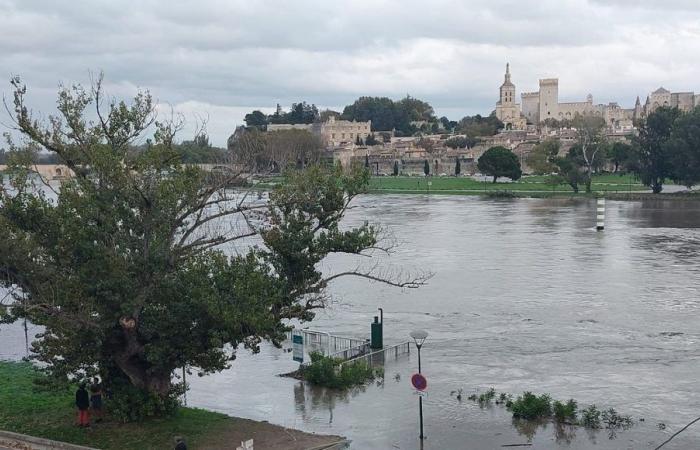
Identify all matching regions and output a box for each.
[477,146,522,183]
[526,139,560,175]
[445,136,479,149]
[456,114,504,138]
[341,95,437,135]
[633,107,682,193]
[0,75,427,421]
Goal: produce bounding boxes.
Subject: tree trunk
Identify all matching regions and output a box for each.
[492,175,497,183]
[585,166,593,193]
[114,320,173,397]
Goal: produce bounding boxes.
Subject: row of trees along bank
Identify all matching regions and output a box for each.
[527,108,700,193]
[243,97,503,137]
[0,75,428,422]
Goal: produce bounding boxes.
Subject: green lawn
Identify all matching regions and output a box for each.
[0,361,230,449]
[368,174,648,194]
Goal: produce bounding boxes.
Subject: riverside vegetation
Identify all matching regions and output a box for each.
[299,352,384,389]
[464,387,634,432]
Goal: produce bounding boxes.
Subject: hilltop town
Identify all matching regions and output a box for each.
[230,64,698,177]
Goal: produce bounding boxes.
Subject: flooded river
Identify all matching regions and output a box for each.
[2,195,700,449]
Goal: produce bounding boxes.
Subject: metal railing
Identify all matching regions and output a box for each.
[338,341,411,370]
[288,328,368,357]
[300,341,372,368]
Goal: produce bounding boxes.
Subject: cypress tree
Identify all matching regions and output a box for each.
[424,159,430,176]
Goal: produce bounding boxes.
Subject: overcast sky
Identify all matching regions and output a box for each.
[2,0,700,146]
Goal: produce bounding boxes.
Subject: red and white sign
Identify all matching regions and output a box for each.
[411,373,427,391]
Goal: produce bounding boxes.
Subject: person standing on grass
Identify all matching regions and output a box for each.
[90,377,104,423]
[75,382,90,427]
[174,436,187,450]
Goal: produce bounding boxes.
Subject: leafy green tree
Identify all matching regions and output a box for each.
[455,157,461,176]
[393,160,399,176]
[342,96,396,131]
[288,102,318,124]
[606,142,633,173]
[667,108,700,188]
[244,110,268,129]
[174,133,226,163]
[457,113,504,137]
[0,76,427,420]
[423,159,430,176]
[552,156,584,193]
[477,146,522,183]
[341,95,437,134]
[572,116,607,193]
[451,136,480,149]
[634,107,682,193]
[527,139,560,175]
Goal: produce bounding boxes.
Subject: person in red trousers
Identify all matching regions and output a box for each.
[75,382,90,427]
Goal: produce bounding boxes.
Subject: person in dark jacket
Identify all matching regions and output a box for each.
[90,377,104,423]
[174,436,187,450]
[75,382,90,427]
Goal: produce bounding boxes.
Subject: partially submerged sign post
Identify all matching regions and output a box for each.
[292,329,304,363]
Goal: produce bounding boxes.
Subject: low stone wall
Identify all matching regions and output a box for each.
[0,430,98,450]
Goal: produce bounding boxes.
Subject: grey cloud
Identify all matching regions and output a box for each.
[2,0,700,145]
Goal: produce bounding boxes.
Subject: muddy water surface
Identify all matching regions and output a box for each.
[3,195,700,449]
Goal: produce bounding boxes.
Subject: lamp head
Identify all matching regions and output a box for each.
[410,329,428,347]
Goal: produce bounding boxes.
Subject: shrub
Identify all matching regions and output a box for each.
[479,388,496,405]
[509,392,552,420]
[301,352,379,389]
[581,405,601,429]
[601,408,633,429]
[553,399,577,423]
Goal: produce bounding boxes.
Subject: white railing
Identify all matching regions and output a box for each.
[288,328,368,357]
[338,341,411,370]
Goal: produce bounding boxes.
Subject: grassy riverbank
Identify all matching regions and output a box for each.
[368,174,648,194]
[0,361,341,450]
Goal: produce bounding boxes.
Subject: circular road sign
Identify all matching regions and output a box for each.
[411,373,427,391]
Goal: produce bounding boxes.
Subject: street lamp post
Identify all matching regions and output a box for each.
[410,329,428,440]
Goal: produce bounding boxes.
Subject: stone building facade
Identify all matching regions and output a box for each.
[494,64,526,130]
[496,64,699,130]
[267,116,371,146]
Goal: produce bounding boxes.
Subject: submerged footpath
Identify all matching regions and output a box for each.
[0,361,346,450]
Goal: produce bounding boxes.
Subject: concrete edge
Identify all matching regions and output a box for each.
[305,440,352,450]
[0,430,99,450]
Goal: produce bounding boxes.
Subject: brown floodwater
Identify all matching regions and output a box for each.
[2,195,700,449]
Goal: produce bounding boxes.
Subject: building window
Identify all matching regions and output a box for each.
[342,133,345,139]
[332,134,336,139]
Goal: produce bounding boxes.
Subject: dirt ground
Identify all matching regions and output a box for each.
[198,417,346,450]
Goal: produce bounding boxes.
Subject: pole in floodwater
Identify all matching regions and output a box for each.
[596,197,605,231]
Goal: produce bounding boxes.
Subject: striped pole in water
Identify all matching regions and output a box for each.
[596,198,605,231]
